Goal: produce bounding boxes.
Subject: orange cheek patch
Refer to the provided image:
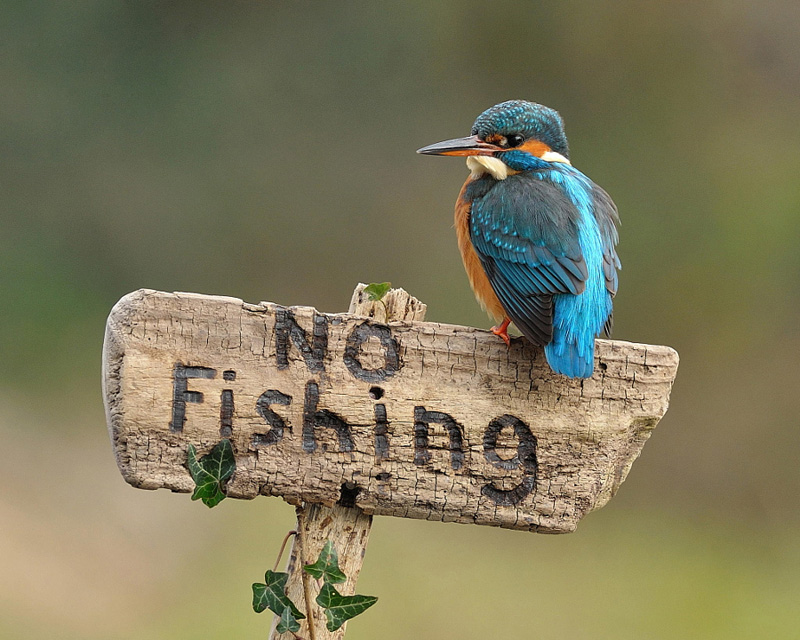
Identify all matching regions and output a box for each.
[518,139,552,157]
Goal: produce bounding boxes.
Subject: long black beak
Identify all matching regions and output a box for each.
[416,135,502,157]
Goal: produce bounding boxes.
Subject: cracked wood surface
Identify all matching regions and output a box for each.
[103,287,679,534]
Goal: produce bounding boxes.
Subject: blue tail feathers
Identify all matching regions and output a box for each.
[545,337,596,379]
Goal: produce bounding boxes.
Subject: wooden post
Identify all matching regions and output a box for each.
[272,285,426,640]
[103,284,678,637]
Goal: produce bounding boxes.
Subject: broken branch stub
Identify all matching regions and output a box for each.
[103,287,678,534]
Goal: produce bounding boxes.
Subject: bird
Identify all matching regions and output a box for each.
[417,100,620,379]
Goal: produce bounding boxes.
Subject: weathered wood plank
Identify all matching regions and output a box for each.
[103,288,678,534]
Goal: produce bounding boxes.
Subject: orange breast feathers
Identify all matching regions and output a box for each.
[455,180,506,323]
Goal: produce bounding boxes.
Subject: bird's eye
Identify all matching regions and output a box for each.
[506,134,524,148]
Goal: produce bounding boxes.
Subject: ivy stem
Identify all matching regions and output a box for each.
[273,529,297,572]
[379,299,389,322]
[295,506,318,640]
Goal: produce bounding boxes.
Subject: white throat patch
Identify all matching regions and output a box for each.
[541,150,572,165]
[466,156,511,180]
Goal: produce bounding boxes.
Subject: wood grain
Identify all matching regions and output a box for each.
[103,287,678,534]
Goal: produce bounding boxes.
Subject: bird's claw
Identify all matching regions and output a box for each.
[491,318,512,347]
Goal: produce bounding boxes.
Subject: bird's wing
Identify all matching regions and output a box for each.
[469,175,587,345]
[592,184,621,297]
[591,184,621,335]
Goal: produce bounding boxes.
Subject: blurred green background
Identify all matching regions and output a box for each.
[3,2,799,638]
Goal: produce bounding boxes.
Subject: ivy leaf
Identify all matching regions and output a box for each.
[316,582,378,632]
[363,282,391,302]
[186,439,235,508]
[303,540,346,585]
[276,606,301,635]
[251,570,305,620]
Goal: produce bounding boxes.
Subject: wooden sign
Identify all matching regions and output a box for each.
[103,286,678,534]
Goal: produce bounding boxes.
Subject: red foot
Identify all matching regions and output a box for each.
[491,318,512,347]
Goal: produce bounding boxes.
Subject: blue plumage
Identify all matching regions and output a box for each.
[418,100,620,379]
[544,169,611,378]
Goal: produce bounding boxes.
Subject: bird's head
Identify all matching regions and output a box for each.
[417,100,571,179]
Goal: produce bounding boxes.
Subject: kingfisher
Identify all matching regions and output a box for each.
[417,100,620,379]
